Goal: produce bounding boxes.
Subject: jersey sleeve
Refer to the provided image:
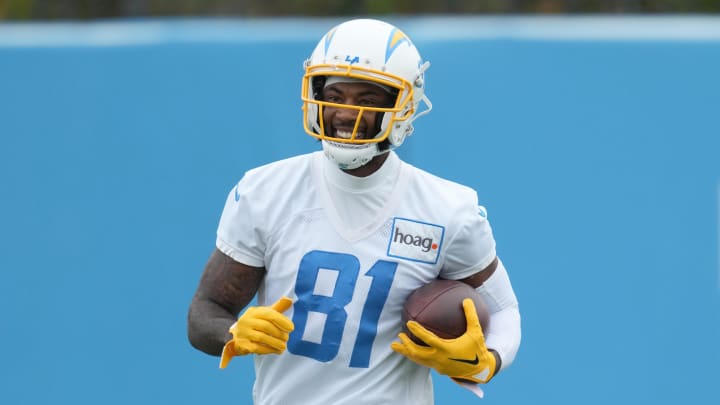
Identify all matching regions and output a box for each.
[440,205,497,280]
[215,178,266,268]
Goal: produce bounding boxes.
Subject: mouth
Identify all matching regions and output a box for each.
[332,128,367,141]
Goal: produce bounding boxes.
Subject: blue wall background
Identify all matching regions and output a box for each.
[1,17,719,404]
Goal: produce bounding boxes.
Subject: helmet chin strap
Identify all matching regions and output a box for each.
[322,140,381,170]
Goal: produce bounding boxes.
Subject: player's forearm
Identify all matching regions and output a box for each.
[188,249,266,356]
[474,258,521,371]
[484,305,521,371]
[187,298,235,356]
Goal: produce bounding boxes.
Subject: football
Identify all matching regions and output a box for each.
[402,279,490,345]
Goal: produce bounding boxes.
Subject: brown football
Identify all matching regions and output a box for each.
[402,279,490,345]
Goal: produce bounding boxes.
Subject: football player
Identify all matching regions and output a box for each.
[187,18,521,404]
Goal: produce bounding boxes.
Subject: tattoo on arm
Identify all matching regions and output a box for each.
[187,248,265,356]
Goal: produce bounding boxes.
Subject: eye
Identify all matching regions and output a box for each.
[358,98,381,107]
[324,95,343,103]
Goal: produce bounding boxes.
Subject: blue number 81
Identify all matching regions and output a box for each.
[287,250,398,368]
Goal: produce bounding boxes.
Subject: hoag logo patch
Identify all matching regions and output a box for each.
[386,217,444,264]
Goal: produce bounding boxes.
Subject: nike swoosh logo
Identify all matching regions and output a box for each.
[234,185,240,201]
[448,354,479,365]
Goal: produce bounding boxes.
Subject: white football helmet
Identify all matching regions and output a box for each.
[301,19,432,170]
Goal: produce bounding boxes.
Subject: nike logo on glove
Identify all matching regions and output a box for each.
[448,354,480,365]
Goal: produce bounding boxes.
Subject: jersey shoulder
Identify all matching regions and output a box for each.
[216,152,321,264]
[401,161,480,211]
[240,152,317,191]
[234,151,322,227]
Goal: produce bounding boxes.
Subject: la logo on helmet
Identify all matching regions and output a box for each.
[344,55,360,64]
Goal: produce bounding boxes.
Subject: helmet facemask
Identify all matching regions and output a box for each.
[303,67,412,146]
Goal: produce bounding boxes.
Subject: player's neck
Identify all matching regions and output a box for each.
[342,152,390,177]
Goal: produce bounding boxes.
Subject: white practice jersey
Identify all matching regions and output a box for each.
[216,151,497,405]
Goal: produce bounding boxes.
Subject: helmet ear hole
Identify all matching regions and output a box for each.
[311,76,327,100]
[389,89,400,106]
[379,112,392,139]
[306,103,320,133]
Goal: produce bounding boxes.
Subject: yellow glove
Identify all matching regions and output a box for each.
[219,296,294,369]
[391,298,497,384]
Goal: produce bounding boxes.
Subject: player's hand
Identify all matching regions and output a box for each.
[219,296,294,369]
[390,298,497,384]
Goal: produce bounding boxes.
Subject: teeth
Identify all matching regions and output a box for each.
[335,130,365,140]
